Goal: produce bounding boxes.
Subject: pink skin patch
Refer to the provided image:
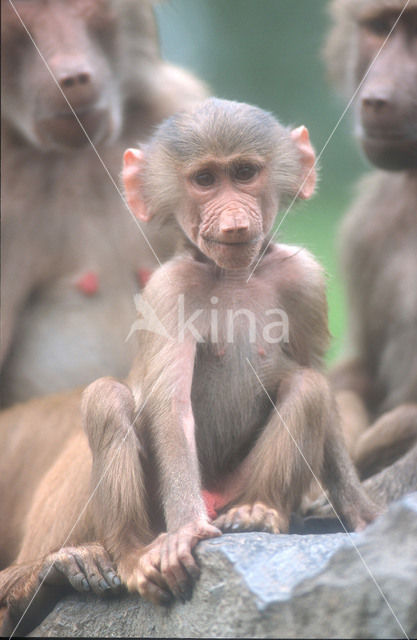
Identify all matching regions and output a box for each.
[201,489,230,520]
[137,268,153,288]
[201,459,250,519]
[75,271,99,296]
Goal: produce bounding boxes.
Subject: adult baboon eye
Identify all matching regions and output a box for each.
[365,16,394,36]
[194,171,216,187]
[234,164,258,182]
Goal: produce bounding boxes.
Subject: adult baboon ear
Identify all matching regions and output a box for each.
[122,148,151,222]
[290,126,316,200]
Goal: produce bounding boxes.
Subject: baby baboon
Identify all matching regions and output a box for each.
[0,99,380,635]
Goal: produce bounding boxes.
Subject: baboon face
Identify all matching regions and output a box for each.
[1,0,127,150]
[355,7,417,170]
[326,2,417,170]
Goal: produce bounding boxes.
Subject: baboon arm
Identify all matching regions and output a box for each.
[363,443,417,507]
[322,413,382,530]
[335,389,370,457]
[143,337,207,532]
[330,358,373,456]
[354,403,417,477]
[330,357,372,398]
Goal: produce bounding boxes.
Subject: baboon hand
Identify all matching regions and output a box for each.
[39,543,122,596]
[125,519,221,605]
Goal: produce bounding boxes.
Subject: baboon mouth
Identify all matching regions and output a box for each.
[54,105,98,118]
[363,129,417,144]
[36,108,112,149]
[361,136,417,170]
[369,134,415,142]
[363,135,417,152]
[202,237,259,247]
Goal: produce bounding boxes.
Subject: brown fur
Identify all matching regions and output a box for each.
[0,0,207,407]
[325,1,417,504]
[0,99,380,635]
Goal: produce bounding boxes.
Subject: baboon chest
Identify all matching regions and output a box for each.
[191,334,281,475]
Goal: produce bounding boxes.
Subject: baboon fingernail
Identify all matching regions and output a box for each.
[106,571,121,586]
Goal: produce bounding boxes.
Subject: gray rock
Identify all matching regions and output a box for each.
[31,493,417,638]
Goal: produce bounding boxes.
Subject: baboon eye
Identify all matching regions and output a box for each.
[365,17,394,36]
[234,164,258,182]
[194,171,215,187]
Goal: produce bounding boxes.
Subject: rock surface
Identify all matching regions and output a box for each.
[32,493,417,638]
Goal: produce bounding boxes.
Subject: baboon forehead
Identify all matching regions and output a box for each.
[158,98,286,162]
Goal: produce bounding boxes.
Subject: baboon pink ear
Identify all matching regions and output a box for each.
[290,126,316,200]
[122,148,151,222]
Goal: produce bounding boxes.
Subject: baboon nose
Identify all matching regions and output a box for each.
[361,92,398,131]
[220,215,250,235]
[60,72,91,89]
[57,70,98,109]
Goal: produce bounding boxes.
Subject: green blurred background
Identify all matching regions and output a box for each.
[156,0,371,362]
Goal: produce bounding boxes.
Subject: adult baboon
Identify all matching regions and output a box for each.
[1,0,207,406]
[325,0,417,505]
